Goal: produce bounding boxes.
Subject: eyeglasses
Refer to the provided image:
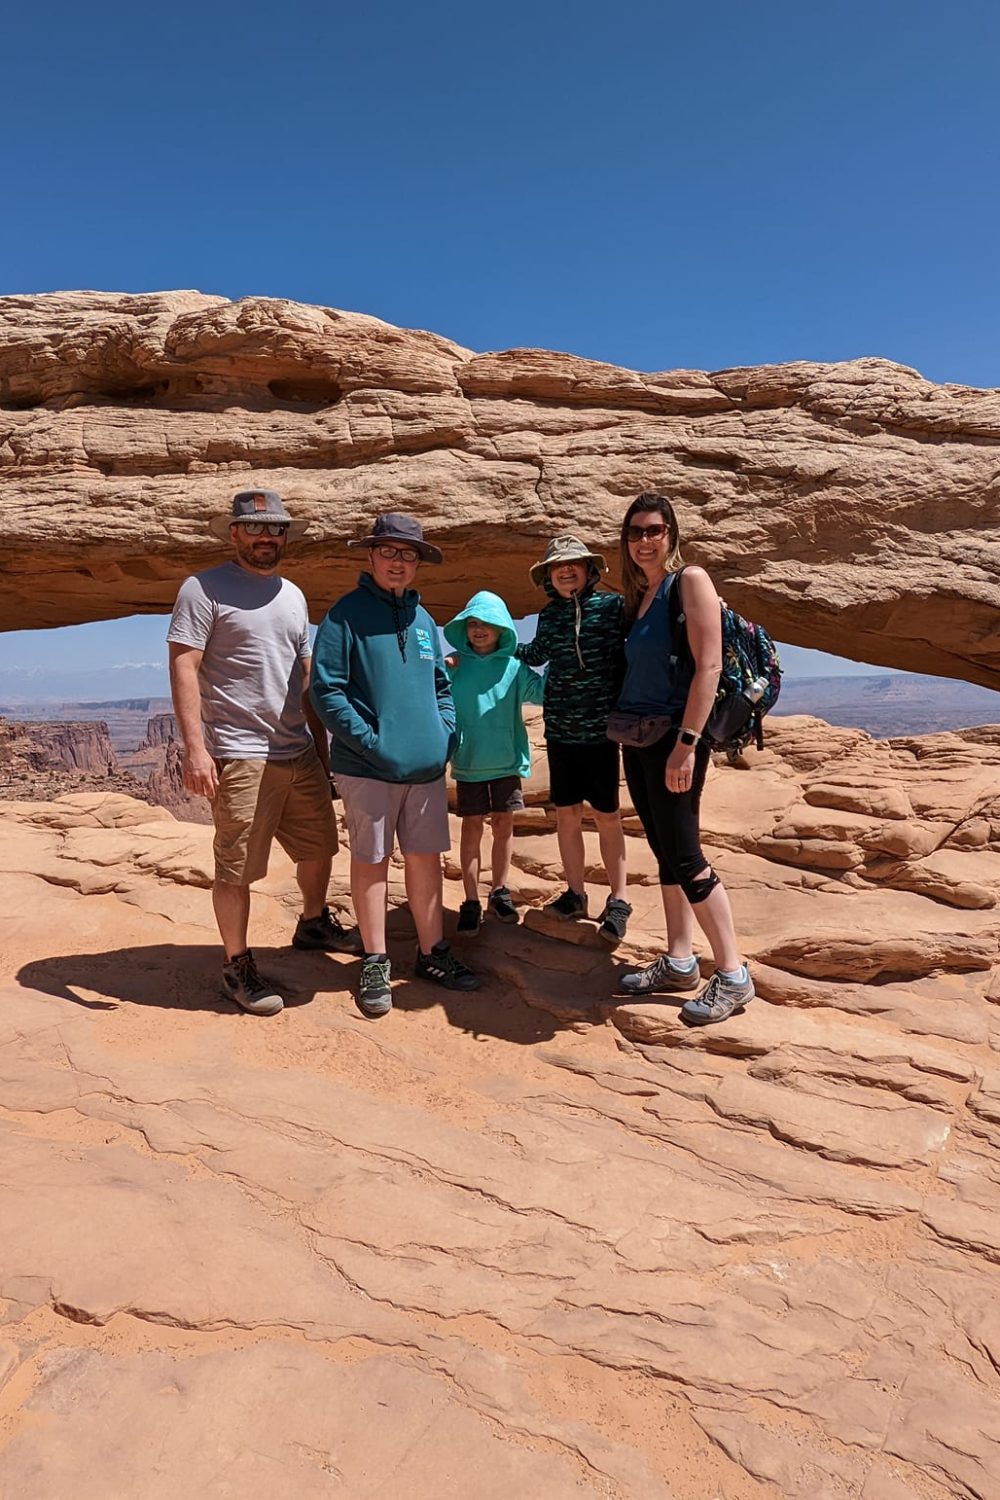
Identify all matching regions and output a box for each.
[374,544,420,564]
[626,523,669,543]
[241,522,289,537]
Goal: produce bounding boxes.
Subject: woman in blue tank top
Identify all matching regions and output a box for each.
[612,492,753,1026]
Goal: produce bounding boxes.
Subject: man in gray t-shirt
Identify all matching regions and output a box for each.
[168,489,355,1017]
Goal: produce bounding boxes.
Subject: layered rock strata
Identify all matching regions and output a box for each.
[2,291,999,685]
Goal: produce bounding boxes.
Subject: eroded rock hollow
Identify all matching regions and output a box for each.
[2,291,998,685]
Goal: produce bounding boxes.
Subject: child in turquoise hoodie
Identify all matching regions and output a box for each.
[444,590,545,935]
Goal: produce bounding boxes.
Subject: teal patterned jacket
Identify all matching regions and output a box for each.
[516,573,625,744]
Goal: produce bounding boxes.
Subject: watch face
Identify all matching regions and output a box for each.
[680,730,697,745]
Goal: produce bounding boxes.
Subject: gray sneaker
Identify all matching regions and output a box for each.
[357,954,392,1019]
[681,969,755,1026]
[616,954,700,997]
[222,950,284,1016]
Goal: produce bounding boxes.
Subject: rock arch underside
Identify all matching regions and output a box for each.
[1,290,998,686]
[3,294,1000,1499]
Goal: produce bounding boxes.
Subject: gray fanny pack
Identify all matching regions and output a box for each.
[605,711,674,749]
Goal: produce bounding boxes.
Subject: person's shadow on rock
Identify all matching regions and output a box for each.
[17,943,345,1015]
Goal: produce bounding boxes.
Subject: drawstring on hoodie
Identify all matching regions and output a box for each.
[572,592,585,670]
[390,592,408,661]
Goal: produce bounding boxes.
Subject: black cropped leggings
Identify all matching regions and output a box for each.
[622,728,717,903]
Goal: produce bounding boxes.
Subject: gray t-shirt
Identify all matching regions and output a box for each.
[167,562,313,759]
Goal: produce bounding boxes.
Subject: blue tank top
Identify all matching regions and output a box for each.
[617,573,692,717]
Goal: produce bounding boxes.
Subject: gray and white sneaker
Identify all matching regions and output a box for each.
[681,968,754,1026]
[357,954,393,1019]
[222,949,284,1016]
[616,953,701,997]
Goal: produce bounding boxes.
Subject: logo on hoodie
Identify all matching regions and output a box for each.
[415,627,434,662]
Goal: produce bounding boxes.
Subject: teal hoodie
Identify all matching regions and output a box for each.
[443,591,545,782]
[311,572,456,784]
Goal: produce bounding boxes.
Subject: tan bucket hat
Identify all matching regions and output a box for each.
[528,534,608,588]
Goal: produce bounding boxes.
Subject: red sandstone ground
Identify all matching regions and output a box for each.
[2,715,999,1498]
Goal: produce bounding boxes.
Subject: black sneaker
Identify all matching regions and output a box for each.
[457,900,482,936]
[599,896,633,946]
[488,886,519,924]
[293,905,361,953]
[545,888,588,921]
[415,941,481,991]
[357,953,392,1019]
[222,949,284,1016]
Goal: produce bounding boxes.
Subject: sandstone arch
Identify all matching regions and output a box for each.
[1,291,998,687]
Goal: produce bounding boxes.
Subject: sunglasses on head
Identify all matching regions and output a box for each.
[625,522,669,543]
[374,543,420,564]
[241,521,289,537]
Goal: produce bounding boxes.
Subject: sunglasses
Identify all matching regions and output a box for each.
[626,523,669,543]
[241,521,289,537]
[374,543,420,564]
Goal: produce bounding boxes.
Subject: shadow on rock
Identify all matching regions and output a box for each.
[17,943,339,1014]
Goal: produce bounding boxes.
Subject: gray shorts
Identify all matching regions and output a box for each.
[334,772,451,865]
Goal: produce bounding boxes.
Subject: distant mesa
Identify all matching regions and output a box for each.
[1,290,998,689]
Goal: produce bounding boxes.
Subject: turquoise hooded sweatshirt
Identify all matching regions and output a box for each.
[444,591,545,783]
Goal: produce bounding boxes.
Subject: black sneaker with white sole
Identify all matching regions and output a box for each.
[222,949,284,1016]
[415,941,481,991]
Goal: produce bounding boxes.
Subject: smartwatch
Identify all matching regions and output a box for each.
[678,727,701,747]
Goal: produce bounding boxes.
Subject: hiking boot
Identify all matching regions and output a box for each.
[222,950,284,1016]
[681,968,755,1026]
[457,899,483,936]
[616,954,701,997]
[598,896,633,946]
[488,886,519,924]
[357,953,392,1019]
[292,904,361,953]
[415,941,481,991]
[545,888,588,921]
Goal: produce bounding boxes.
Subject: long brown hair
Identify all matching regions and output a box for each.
[619,492,684,621]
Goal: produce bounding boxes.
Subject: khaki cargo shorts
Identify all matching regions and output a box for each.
[213,745,338,885]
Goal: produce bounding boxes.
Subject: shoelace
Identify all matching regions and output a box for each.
[233,951,264,991]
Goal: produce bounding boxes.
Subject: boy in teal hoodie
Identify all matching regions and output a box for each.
[444,590,544,935]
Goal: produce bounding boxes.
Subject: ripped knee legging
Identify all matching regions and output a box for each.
[622,728,719,903]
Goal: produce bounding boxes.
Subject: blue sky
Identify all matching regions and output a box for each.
[5,0,999,696]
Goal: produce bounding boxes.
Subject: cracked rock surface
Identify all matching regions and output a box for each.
[2,290,999,685]
[1,715,999,1496]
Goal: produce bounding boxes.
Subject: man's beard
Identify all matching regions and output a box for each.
[235,536,284,572]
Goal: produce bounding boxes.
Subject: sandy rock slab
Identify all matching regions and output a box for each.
[0,1343,670,1500]
[2,754,1000,1499]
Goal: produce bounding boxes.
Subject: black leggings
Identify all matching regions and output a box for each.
[622,729,717,903]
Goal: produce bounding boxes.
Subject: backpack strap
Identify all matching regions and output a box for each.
[666,566,693,666]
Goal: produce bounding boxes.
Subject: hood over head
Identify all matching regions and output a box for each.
[444,590,518,656]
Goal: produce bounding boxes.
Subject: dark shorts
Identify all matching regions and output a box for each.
[546,739,620,814]
[455,775,525,817]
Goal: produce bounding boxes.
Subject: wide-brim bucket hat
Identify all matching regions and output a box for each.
[529,534,607,587]
[209,488,309,540]
[347,511,443,564]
